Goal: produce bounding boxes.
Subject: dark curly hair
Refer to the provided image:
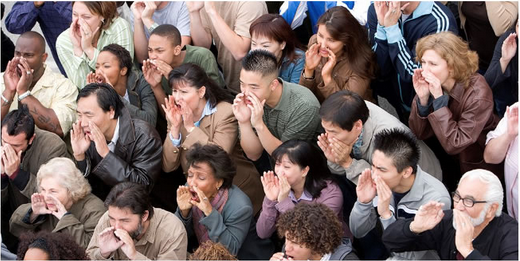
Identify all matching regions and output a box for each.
[276,203,342,256]
[189,241,237,260]
[186,143,236,190]
[17,231,88,260]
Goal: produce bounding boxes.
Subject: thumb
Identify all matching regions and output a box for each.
[18,149,22,159]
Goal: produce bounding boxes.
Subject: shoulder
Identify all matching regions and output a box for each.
[284,81,320,108]
[153,208,185,229]
[225,186,253,211]
[33,129,66,148]
[56,28,71,45]
[466,74,493,100]
[416,169,450,200]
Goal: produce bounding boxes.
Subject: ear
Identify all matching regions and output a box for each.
[174,45,182,56]
[216,180,223,190]
[42,53,48,63]
[301,166,310,178]
[402,166,413,179]
[120,67,128,76]
[28,133,36,145]
[198,86,206,99]
[141,210,149,222]
[486,203,499,219]
[354,119,363,131]
[109,107,116,119]
[269,78,278,91]
[281,41,286,50]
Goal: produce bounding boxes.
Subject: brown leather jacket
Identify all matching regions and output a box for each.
[409,73,499,173]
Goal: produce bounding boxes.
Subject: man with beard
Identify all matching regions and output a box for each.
[383,169,518,260]
[87,182,188,260]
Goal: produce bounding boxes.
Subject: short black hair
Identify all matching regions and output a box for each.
[104,182,154,219]
[1,105,34,140]
[319,90,369,131]
[150,24,181,46]
[241,49,279,78]
[77,83,124,119]
[186,143,236,190]
[101,44,133,75]
[373,128,420,174]
[19,31,46,51]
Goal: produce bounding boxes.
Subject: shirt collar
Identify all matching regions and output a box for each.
[194,101,217,127]
[32,64,54,92]
[108,118,120,151]
[272,78,289,111]
[411,1,434,20]
[320,253,332,261]
[288,189,313,203]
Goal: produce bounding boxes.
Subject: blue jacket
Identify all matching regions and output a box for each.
[368,2,458,112]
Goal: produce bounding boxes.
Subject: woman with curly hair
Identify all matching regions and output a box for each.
[299,6,376,103]
[271,203,357,260]
[250,14,305,84]
[9,157,106,249]
[17,231,88,260]
[409,31,502,189]
[256,140,350,240]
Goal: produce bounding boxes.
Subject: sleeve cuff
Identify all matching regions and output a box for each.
[417,97,433,117]
[22,208,46,224]
[375,24,387,40]
[168,132,182,147]
[384,24,404,44]
[432,94,449,111]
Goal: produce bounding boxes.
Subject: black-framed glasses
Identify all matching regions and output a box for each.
[451,191,488,208]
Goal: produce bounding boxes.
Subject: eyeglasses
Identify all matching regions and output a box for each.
[451,191,488,208]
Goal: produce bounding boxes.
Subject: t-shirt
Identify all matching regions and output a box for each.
[183,45,226,89]
[128,1,190,38]
[199,2,267,92]
[263,79,322,142]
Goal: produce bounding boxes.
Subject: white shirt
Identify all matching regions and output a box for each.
[108,118,120,153]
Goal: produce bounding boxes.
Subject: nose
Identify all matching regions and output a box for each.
[188,177,196,188]
[114,221,122,230]
[149,52,158,60]
[454,198,466,211]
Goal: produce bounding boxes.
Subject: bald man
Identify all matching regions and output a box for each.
[1,31,77,137]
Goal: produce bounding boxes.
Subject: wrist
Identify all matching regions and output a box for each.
[458,246,474,258]
[380,210,392,219]
[304,67,315,78]
[340,157,353,169]
[409,221,422,234]
[142,17,154,28]
[73,153,85,161]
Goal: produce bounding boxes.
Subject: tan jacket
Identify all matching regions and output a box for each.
[9,193,106,248]
[459,1,518,36]
[162,102,264,215]
[299,34,374,103]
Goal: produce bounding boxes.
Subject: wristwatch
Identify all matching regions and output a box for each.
[18,91,32,101]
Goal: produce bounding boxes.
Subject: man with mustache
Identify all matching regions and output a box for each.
[383,169,518,260]
[87,182,188,260]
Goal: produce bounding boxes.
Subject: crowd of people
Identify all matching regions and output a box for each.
[0,1,518,260]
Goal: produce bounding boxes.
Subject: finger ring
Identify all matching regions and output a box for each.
[391,9,396,13]
[203,197,208,201]
[26,71,31,75]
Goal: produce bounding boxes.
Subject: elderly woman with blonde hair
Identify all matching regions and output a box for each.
[9,157,106,248]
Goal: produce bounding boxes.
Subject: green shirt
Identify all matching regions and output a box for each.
[56,17,134,89]
[263,79,322,142]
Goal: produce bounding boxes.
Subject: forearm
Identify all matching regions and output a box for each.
[238,122,264,161]
[21,97,63,137]
[4,2,39,33]
[189,11,212,48]
[1,89,14,119]
[500,57,511,74]
[206,11,250,60]
[255,123,282,156]
[484,134,514,163]
[133,19,150,62]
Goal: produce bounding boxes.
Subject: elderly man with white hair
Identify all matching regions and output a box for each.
[382,169,518,260]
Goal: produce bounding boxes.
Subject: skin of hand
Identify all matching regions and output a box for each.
[114,229,137,260]
[356,168,377,204]
[232,93,252,124]
[453,209,475,258]
[245,93,266,130]
[88,121,110,158]
[261,171,280,202]
[409,201,445,233]
[46,194,68,220]
[321,48,337,85]
[15,58,34,94]
[70,120,91,160]
[142,59,162,88]
[501,33,518,62]
[190,185,213,216]
[98,227,125,258]
[506,106,518,138]
[412,68,430,106]
[162,96,183,138]
[375,175,393,219]
[1,144,22,176]
[421,70,443,99]
[30,193,53,216]
[317,133,336,163]
[277,175,291,202]
[330,137,353,168]
[304,43,321,75]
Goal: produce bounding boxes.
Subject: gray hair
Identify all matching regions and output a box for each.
[459,169,503,216]
[36,157,91,203]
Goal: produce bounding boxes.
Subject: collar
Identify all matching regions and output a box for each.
[135,208,157,246]
[272,78,289,111]
[410,1,434,20]
[449,80,466,104]
[399,166,425,203]
[194,101,217,127]
[115,107,135,146]
[108,117,120,147]
[288,189,313,203]
[320,253,332,261]
[31,64,54,93]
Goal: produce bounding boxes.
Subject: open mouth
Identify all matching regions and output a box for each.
[189,188,200,202]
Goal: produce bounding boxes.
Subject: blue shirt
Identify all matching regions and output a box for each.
[279,48,305,84]
[5,1,72,76]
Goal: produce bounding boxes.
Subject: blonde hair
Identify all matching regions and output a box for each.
[36,157,91,203]
[415,32,478,88]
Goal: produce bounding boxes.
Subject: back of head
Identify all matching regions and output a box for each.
[37,157,92,203]
[104,182,154,219]
[73,1,118,30]
[249,13,302,66]
[17,231,88,260]
[319,90,369,131]
[276,203,342,257]
[416,31,478,88]
[101,44,133,75]
[272,140,331,198]
[242,49,279,79]
[169,63,233,107]
[373,128,420,174]
[189,241,237,260]
[150,24,182,47]
[1,105,34,140]
[78,83,124,119]
[186,143,236,190]
[459,169,504,216]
